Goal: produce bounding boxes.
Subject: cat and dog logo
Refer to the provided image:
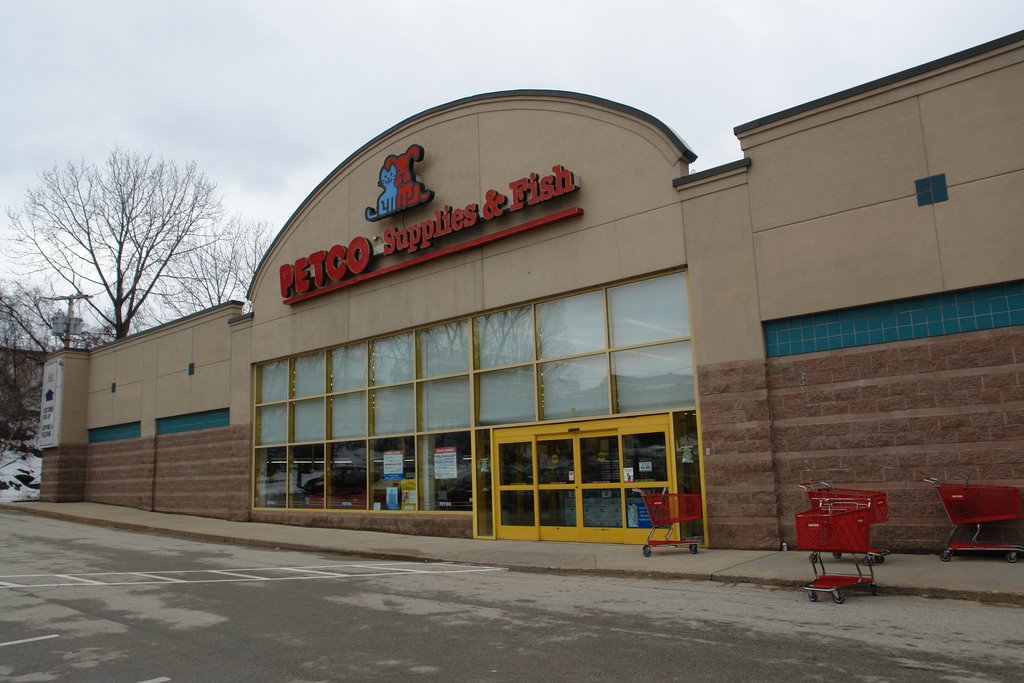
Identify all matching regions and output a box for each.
[364,144,435,222]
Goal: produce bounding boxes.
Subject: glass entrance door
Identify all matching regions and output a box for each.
[493,414,688,544]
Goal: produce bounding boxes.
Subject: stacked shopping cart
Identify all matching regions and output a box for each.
[924,478,1023,563]
[795,481,888,604]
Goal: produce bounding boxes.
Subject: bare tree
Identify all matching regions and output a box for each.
[157,215,272,317]
[8,147,224,338]
[0,282,56,454]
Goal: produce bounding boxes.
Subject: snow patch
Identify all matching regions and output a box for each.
[0,451,41,503]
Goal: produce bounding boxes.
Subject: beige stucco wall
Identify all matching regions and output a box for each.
[736,40,1024,323]
[248,94,692,364]
[85,304,242,434]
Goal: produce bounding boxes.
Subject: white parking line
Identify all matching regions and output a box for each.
[0,634,60,648]
[0,563,505,589]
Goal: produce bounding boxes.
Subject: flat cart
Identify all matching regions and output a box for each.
[637,489,703,557]
[923,478,1023,563]
[796,502,878,604]
[799,481,891,565]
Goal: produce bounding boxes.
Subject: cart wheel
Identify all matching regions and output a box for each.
[807,590,818,603]
[808,552,820,564]
[1006,551,1018,564]
[832,591,845,605]
[689,544,698,554]
[939,549,952,562]
[864,554,874,567]
[832,552,843,560]
[871,584,878,596]
[875,554,886,565]
[642,544,652,558]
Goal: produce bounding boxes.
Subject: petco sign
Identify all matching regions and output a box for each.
[278,145,582,305]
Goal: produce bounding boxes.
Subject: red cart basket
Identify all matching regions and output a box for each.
[637,489,702,557]
[796,502,878,604]
[799,481,890,565]
[923,478,1023,563]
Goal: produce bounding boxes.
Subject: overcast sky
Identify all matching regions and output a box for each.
[2,1,1022,282]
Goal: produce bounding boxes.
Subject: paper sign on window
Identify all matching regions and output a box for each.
[434,446,458,480]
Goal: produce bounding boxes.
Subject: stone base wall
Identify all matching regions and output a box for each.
[696,359,779,549]
[153,425,251,521]
[250,510,473,538]
[768,327,1024,553]
[39,444,88,502]
[83,424,251,521]
[85,437,157,509]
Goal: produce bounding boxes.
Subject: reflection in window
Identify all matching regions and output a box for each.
[613,341,694,413]
[294,352,325,398]
[293,398,324,442]
[539,490,576,527]
[539,355,609,420]
[289,444,324,509]
[418,431,472,511]
[622,432,668,483]
[477,367,535,425]
[419,321,468,377]
[474,307,533,368]
[537,439,573,484]
[420,377,470,430]
[499,442,533,486]
[371,385,414,435]
[330,392,366,439]
[537,291,605,359]
[255,447,287,507]
[609,273,689,347]
[370,333,413,385]
[580,436,619,483]
[329,440,367,510]
[257,404,287,445]
[331,344,366,392]
[259,360,288,403]
[500,490,535,526]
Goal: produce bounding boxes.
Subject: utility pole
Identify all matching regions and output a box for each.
[44,293,91,349]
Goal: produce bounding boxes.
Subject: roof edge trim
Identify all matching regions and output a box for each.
[673,158,751,188]
[734,29,1024,135]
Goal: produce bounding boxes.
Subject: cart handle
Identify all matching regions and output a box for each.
[922,477,941,486]
[798,480,833,491]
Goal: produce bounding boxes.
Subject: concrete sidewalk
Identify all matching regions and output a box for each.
[2,501,1022,606]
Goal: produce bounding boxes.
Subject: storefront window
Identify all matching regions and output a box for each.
[259,360,289,403]
[294,352,325,398]
[329,440,367,510]
[330,392,367,439]
[257,404,287,445]
[370,333,413,385]
[371,436,415,511]
[331,343,366,391]
[474,306,533,368]
[612,341,694,413]
[289,444,324,509]
[539,354,609,420]
[252,271,697,520]
[371,385,414,435]
[608,273,689,347]
[419,321,468,377]
[420,377,470,430]
[537,290,605,359]
[477,367,535,425]
[254,447,287,507]
[418,431,472,511]
[293,398,325,442]
[622,432,668,483]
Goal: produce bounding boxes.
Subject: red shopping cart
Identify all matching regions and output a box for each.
[637,489,703,557]
[800,481,890,565]
[796,502,878,604]
[923,478,1023,563]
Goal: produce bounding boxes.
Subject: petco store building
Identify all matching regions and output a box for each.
[39,31,1024,552]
